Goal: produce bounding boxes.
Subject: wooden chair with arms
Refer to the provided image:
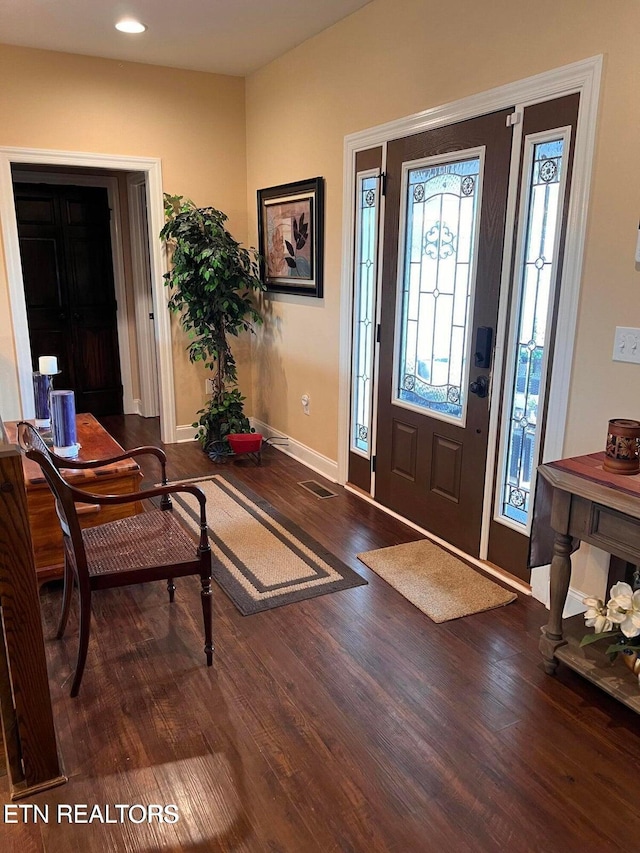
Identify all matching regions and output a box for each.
[17,422,213,698]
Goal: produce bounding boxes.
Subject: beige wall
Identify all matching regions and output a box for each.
[245,0,640,470]
[0,44,248,426]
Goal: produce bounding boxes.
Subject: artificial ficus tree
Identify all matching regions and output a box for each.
[160,193,265,451]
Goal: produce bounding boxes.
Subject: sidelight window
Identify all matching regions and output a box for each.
[350,172,380,457]
[498,132,570,528]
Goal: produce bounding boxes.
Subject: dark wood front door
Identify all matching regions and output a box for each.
[374,110,513,557]
[14,182,123,416]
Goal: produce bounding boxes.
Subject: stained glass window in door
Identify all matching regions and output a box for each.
[351,174,379,455]
[501,138,565,525]
[397,156,481,422]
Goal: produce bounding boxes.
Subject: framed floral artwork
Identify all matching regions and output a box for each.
[257,177,324,297]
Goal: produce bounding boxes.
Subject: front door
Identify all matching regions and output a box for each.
[15,182,124,416]
[374,110,513,557]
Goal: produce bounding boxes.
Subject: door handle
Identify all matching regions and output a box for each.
[470,375,489,398]
[474,326,493,369]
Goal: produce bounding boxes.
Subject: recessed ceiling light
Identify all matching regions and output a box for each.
[115,19,147,34]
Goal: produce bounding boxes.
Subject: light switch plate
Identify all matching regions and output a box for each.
[613,326,640,364]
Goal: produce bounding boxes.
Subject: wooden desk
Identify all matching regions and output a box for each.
[538,451,640,713]
[5,414,142,583]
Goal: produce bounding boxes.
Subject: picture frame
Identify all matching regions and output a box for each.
[257,177,324,297]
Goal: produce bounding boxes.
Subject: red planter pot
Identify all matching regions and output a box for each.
[227,433,263,454]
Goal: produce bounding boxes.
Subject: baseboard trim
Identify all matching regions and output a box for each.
[565,585,588,617]
[175,423,198,443]
[530,563,587,616]
[251,418,339,483]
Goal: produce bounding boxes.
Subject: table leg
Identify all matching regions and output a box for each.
[539,531,573,674]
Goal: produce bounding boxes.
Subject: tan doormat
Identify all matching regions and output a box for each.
[357,539,516,622]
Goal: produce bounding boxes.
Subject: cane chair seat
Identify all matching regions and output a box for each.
[78,510,201,579]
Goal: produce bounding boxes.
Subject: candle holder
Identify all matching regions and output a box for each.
[51,390,80,458]
[603,418,640,475]
[32,371,52,429]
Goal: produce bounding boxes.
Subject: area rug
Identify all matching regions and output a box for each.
[357,540,516,622]
[169,475,367,615]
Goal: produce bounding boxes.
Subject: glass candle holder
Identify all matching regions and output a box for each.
[51,390,79,458]
[32,371,52,429]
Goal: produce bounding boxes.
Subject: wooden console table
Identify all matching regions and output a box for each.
[5,414,142,583]
[538,451,640,713]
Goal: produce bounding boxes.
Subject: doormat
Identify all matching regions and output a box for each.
[170,475,366,615]
[357,539,516,622]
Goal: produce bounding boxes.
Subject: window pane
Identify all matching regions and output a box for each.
[397,158,481,420]
[501,138,565,526]
[351,175,379,455]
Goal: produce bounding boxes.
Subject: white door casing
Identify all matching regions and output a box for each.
[127,172,160,418]
[0,148,176,443]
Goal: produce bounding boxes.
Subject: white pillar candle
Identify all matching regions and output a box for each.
[38,355,58,375]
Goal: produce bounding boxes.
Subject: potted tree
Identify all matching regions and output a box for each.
[160,194,265,458]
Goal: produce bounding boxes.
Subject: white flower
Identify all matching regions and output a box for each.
[609,582,634,610]
[602,583,640,638]
[583,596,613,633]
[619,589,640,639]
[607,604,626,625]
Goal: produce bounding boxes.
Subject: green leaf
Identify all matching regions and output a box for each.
[579,630,620,647]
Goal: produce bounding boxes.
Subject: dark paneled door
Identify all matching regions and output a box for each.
[374,110,513,557]
[14,183,123,416]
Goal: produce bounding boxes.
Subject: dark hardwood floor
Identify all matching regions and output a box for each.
[2,415,639,852]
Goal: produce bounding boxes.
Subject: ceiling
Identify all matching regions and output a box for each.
[0,0,372,76]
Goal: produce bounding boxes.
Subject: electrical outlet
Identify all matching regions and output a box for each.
[612,327,640,365]
[205,378,215,394]
[301,394,310,415]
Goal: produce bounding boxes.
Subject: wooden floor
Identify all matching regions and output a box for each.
[2,415,640,852]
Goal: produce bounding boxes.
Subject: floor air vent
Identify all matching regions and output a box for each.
[298,480,338,499]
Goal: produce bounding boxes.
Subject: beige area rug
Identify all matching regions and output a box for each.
[357,540,516,622]
[170,474,366,615]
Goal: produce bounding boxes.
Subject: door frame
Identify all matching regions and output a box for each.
[127,172,160,418]
[12,169,136,415]
[338,56,602,565]
[0,147,176,442]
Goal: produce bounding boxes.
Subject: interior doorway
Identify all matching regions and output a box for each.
[0,147,176,442]
[13,178,124,416]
